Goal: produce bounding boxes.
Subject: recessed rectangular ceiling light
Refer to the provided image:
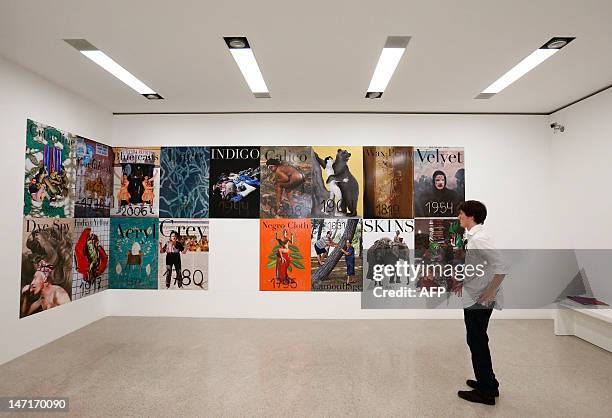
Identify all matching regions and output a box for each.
[366,36,411,99]
[476,37,575,99]
[224,37,270,98]
[64,39,163,100]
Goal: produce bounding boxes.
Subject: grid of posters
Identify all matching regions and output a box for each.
[72,218,109,300]
[158,219,209,290]
[112,147,160,217]
[75,137,114,217]
[160,147,210,218]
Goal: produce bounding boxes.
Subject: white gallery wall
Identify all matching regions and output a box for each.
[0,55,112,365]
[109,113,555,319]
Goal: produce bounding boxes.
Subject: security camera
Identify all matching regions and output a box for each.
[550,122,565,133]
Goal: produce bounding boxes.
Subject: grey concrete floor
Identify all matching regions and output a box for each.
[0,317,610,417]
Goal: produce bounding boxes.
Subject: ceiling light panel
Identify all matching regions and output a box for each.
[224,37,270,98]
[366,36,411,99]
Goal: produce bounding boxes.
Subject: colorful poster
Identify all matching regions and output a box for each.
[260,219,312,291]
[158,219,209,290]
[74,137,114,217]
[209,146,260,218]
[414,218,465,292]
[160,147,210,218]
[363,146,413,218]
[24,119,76,218]
[109,217,158,289]
[311,218,362,291]
[72,218,109,300]
[363,219,414,287]
[20,218,74,318]
[260,146,312,219]
[414,148,464,217]
[311,147,363,218]
[112,147,160,217]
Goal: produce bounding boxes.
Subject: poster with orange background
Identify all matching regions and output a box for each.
[260,218,312,291]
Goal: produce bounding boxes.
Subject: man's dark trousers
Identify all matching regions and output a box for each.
[464,304,499,396]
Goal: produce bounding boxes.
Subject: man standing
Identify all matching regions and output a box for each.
[457,200,509,405]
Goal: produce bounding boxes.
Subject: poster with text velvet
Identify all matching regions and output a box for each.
[74,136,114,217]
[160,147,210,218]
[363,146,413,219]
[112,147,160,217]
[20,218,74,318]
[158,218,209,290]
[260,146,312,219]
[109,217,158,289]
[260,218,312,291]
[311,218,362,292]
[414,147,464,218]
[71,218,109,300]
[209,146,261,218]
[24,119,76,218]
[311,146,363,218]
[362,219,414,289]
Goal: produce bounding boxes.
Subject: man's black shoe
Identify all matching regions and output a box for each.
[458,390,495,405]
[466,380,499,397]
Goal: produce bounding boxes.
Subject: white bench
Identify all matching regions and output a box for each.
[555,300,612,352]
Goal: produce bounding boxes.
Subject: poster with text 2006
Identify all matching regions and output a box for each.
[112,147,160,217]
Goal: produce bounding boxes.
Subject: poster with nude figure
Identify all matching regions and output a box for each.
[71,218,109,300]
[311,218,362,292]
[20,218,74,318]
[311,146,363,218]
[260,218,312,291]
[414,147,464,218]
[363,146,413,218]
[24,119,76,218]
[74,136,114,217]
[260,146,312,218]
[112,147,160,217]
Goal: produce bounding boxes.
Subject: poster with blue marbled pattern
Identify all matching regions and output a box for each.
[160,147,209,218]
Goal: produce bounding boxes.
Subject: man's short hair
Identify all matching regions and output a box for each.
[458,200,487,224]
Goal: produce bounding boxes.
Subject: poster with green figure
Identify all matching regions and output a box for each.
[24,119,76,218]
[109,217,158,289]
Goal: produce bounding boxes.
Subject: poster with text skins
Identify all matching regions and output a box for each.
[24,119,76,218]
[158,219,209,290]
[362,219,414,289]
[75,137,114,217]
[414,147,464,217]
[109,217,158,289]
[20,218,74,318]
[209,146,261,218]
[311,218,362,292]
[414,218,465,295]
[260,146,313,219]
[363,146,413,219]
[260,218,312,291]
[72,218,109,300]
[112,147,160,217]
[311,147,363,218]
[160,147,210,218]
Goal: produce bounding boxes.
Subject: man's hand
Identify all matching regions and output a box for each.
[452,281,463,297]
[478,286,497,305]
[22,285,30,294]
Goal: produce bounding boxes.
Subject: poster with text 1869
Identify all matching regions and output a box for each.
[260,218,312,291]
[311,147,363,218]
[72,218,109,300]
[20,218,74,318]
[109,217,158,289]
[112,147,160,217]
[209,146,260,218]
[260,146,312,219]
[160,147,210,218]
[363,146,413,219]
[311,218,362,292]
[75,137,114,217]
[414,148,464,218]
[24,119,76,218]
[158,219,209,290]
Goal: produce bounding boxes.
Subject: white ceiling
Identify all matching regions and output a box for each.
[1,0,611,114]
